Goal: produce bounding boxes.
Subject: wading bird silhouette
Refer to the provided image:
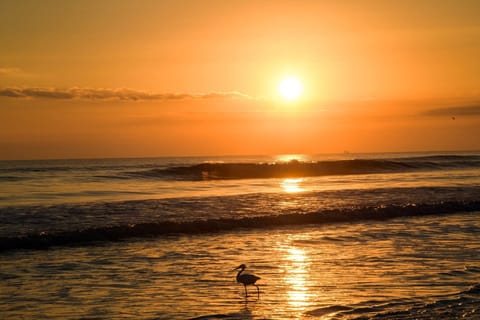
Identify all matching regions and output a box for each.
[233,264,261,298]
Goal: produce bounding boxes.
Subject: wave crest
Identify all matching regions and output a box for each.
[1,200,479,252]
[135,155,480,180]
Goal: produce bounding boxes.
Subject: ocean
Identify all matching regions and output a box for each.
[0,151,479,319]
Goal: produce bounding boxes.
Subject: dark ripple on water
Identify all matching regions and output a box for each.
[303,282,480,319]
[361,284,480,319]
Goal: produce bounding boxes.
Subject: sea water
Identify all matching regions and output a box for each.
[0,152,479,319]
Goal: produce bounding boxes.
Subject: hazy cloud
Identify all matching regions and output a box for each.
[0,67,22,76]
[0,87,252,101]
[423,104,480,117]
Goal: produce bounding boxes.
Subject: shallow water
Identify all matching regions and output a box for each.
[1,212,479,319]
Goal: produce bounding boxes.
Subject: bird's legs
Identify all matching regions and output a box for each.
[254,284,260,298]
[243,284,260,299]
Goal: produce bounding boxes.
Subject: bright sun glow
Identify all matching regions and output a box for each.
[278,76,303,101]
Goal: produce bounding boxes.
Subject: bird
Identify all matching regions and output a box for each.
[233,264,261,298]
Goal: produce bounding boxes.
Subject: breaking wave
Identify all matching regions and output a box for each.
[1,200,479,252]
[135,155,480,180]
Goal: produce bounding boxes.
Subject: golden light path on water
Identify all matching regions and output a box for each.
[280,178,306,193]
[276,154,308,194]
[273,233,319,318]
[285,247,310,309]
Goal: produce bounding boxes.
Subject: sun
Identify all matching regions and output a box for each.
[278,76,303,101]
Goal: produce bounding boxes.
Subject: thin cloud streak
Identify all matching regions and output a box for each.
[0,87,253,101]
[423,104,480,117]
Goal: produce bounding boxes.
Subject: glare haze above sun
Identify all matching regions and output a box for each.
[278,76,303,101]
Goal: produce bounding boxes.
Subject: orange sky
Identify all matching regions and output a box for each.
[1,0,479,160]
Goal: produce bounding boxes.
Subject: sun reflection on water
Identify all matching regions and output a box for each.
[288,247,306,262]
[275,154,307,163]
[281,178,305,193]
[284,246,312,310]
